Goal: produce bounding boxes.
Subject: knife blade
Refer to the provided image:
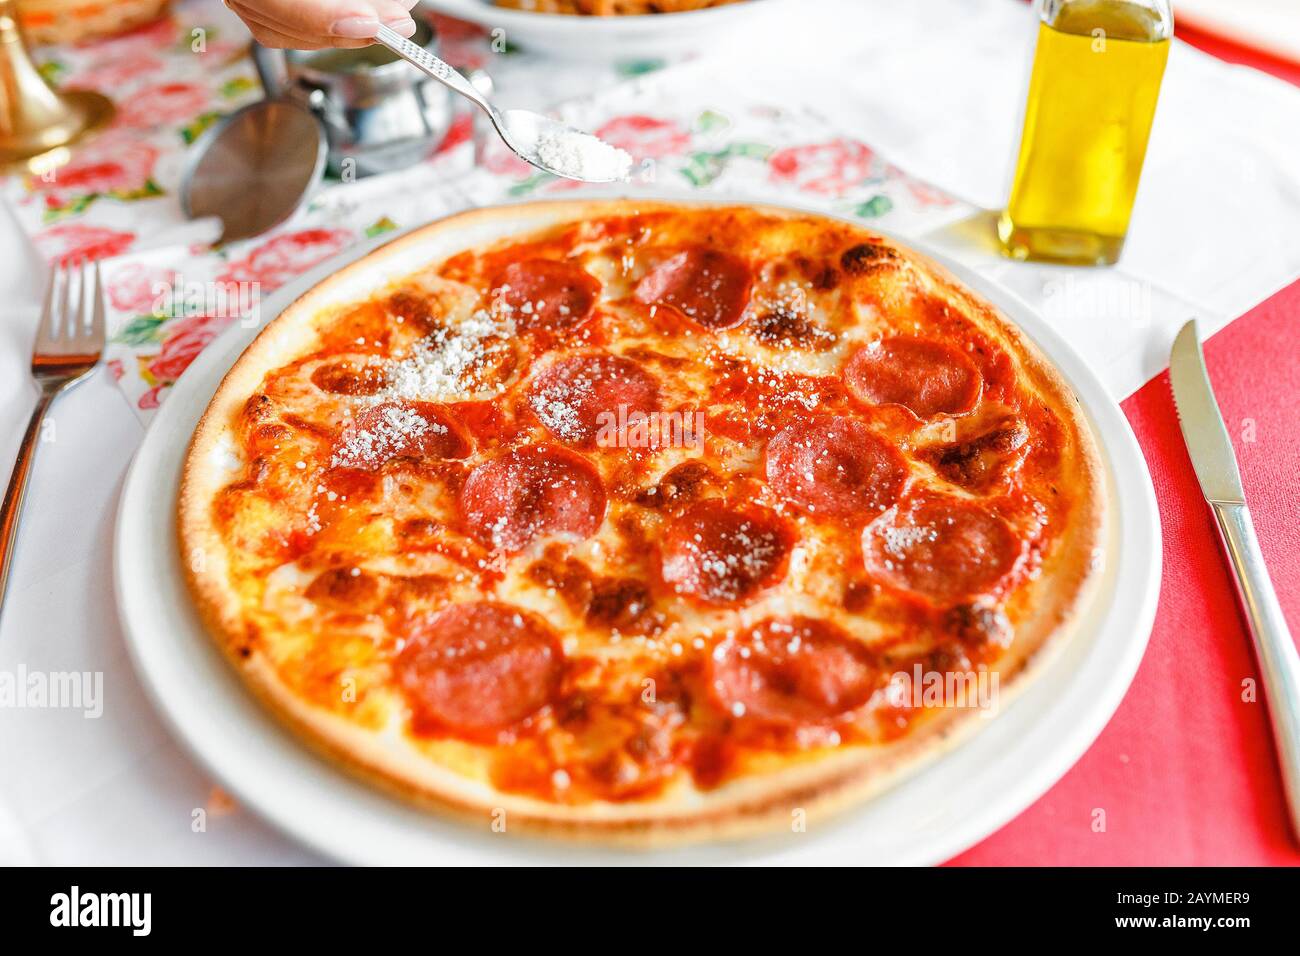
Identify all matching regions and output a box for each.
[1168,319,1246,505]
[1168,318,1300,841]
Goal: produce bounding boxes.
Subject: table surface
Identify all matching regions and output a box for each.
[0,0,1297,866]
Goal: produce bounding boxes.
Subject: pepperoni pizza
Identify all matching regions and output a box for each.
[180,200,1105,844]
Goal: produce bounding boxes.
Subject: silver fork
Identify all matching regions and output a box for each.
[0,263,104,622]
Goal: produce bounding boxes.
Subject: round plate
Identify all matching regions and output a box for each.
[424,0,792,61]
[114,197,1161,865]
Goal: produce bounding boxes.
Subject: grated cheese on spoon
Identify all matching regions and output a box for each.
[534,127,632,183]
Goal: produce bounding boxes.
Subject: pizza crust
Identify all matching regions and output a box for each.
[178,199,1106,846]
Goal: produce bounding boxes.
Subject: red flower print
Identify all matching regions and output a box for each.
[107,359,124,381]
[35,224,135,265]
[148,312,236,385]
[98,16,179,55]
[218,228,354,292]
[428,13,487,69]
[107,262,178,315]
[768,139,877,197]
[905,179,954,208]
[58,17,175,97]
[138,385,163,410]
[67,52,164,91]
[426,14,488,69]
[29,136,158,205]
[481,137,532,177]
[595,116,690,160]
[433,113,473,157]
[118,83,210,129]
[544,178,585,194]
[428,13,486,44]
[194,40,246,63]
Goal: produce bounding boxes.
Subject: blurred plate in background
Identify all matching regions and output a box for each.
[423,0,791,62]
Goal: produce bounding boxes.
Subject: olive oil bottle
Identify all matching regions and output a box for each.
[999,0,1172,265]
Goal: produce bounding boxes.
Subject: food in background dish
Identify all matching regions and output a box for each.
[493,0,749,15]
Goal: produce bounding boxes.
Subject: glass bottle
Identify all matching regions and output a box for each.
[998,0,1173,266]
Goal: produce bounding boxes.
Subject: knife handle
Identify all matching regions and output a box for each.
[1211,501,1300,838]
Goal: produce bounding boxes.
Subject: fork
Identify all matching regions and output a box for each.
[0,263,104,622]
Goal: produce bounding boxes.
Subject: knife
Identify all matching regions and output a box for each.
[1169,318,1300,838]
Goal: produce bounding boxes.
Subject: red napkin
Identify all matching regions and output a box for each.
[951,276,1300,865]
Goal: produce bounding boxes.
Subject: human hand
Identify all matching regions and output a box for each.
[225,0,419,49]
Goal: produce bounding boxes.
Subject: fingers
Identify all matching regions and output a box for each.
[369,0,421,26]
[232,5,366,49]
[227,0,416,49]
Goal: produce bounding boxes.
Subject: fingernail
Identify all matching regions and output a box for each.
[385,16,417,38]
[330,16,381,39]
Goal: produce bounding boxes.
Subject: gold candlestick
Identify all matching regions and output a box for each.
[0,0,113,174]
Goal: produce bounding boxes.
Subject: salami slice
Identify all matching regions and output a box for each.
[659,500,793,605]
[764,415,907,521]
[706,617,880,725]
[492,259,600,332]
[634,247,752,330]
[862,493,1023,604]
[394,601,562,733]
[459,443,606,552]
[311,360,388,396]
[331,401,470,470]
[843,336,982,419]
[525,353,660,448]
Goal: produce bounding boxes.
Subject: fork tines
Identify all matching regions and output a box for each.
[37,261,104,356]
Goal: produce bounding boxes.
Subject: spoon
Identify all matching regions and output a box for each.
[373,25,631,183]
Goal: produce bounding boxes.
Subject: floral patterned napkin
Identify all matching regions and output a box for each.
[0,0,970,420]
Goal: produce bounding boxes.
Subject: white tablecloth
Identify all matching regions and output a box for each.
[2,0,1299,865]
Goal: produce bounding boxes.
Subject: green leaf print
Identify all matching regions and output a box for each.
[854,195,894,219]
[507,173,554,197]
[37,60,67,86]
[181,112,225,145]
[219,76,258,99]
[43,178,165,222]
[107,179,165,202]
[694,110,730,135]
[617,59,666,77]
[41,194,99,224]
[678,143,772,188]
[113,314,168,347]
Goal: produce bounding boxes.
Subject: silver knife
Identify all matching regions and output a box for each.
[1169,318,1300,838]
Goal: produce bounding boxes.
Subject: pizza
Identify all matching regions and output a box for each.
[180,200,1105,845]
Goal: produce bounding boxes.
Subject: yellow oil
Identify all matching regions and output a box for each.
[999,2,1170,265]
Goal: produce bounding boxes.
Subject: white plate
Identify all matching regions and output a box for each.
[425,0,792,62]
[114,197,1161,865]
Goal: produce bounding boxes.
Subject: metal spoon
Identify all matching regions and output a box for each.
[372,24,628,183]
